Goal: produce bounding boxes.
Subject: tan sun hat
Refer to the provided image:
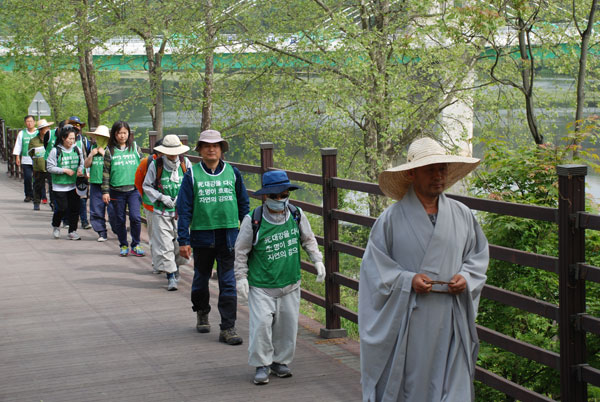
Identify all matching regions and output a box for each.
[154,134,190,155]
[36,119,54,130]
[378,137,480,201]
[85,125,110,138]
[195,129,229,153]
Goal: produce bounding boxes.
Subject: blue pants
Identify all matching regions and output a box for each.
[90,184,115,237]
[110,188,141,248]
[80,197,88,224]
[191,244,237,330]
[22,164,33,198]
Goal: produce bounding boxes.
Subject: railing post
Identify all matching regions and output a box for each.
[260,142,274,174]
[148,131,157,153]
[0,119,5,161]
[320,148,346,339]
[8,129,16,177]
[557,164,587,402]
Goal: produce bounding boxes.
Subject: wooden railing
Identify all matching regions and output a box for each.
[3,128,599,401]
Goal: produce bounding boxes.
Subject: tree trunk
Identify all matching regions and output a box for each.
[75,0,100,129]
[201,0,215,132]
[517,18,543,145]
[145,39,164,136]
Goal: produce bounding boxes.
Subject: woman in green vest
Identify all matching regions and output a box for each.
[101,121,144,257]
[46,124,84,240]
[84,125,114,242]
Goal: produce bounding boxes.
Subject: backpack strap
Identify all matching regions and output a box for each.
[154,157,164,191]
[251,203,302,245]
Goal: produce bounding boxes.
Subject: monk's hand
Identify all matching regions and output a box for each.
[448,274,467,294]
[412,273,433,294]
[180,245,192,260]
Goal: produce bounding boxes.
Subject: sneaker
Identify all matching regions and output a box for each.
[219,327,243,345]
[270,362,292,378]
[82,222,92,230]
[41,198,48,204]
[254,366,270,385]
[62,221,68,228]
[120,245,129,257]
[24,196,32,202]
[68,231,81,240]
[196,312,210,333]
[130,245,145,257]
[167,277,178,291]
[52,227,60,239]
[97,236,107,242]
[33,203,40,211]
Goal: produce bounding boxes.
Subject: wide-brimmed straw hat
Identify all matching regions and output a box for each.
[255,170,302,195]
[195,129,229,153]
[378,137,480,201]
[36,119,54,130]
[85,125,110,138]
[154,134,190,155]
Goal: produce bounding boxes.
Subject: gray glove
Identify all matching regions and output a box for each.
[160,194,176,209]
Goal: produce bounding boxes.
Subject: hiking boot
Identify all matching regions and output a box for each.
[130,245,145,257]
[33,203,40,211]
[167,277,178,291]
[196,312,210,333]
[254,366,270,385]
[68,231,81,240]
[52,227,60,239]
[270,362,292,378]
[120,245,129,257]
[24,196,32,202]
[219,327,243,345]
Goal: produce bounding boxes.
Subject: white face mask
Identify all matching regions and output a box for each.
[265,197,289,212]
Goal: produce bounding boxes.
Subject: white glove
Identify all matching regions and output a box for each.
[160,194,176,209]
[237,277,249,301]
[315,262,326,283]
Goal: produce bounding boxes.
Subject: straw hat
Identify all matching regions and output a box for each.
[85,125,110,138]
[36,119,54,130]
[154,134,190,155]
[195,129,229,153]
[255,170,302,195]
[378,137,480,201]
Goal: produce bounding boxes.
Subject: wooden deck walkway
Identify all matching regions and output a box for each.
[0,169,361,402]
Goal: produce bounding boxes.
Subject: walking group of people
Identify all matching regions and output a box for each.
[13,118,490,400]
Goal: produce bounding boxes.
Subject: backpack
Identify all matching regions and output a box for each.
[251,204,301,244]
[135,155,155,197]
[154,155,188,192]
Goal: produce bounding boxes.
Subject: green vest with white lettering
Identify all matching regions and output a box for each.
[154,159,184,213]
[109,144,140,187]
[20,129,37,157]
[247,211,302,288]
[190,162,238,230]
[89,144,104,184]
[51,147,80,185]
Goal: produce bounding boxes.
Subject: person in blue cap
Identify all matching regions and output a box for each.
[234,170,325,385]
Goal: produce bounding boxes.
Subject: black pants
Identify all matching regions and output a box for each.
[51,189,80,233]
[191,244,237,330]
[33,171,49,204]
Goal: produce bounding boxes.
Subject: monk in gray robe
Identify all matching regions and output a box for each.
[359,137,489,402]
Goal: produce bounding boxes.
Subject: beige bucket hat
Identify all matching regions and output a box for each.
[154,134,190,155]
[85,125,110,138]
[36,119,54,130]
[195,129,229,153]
[378,137,480,201]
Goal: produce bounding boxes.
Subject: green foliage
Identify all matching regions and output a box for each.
[0,72,32,127]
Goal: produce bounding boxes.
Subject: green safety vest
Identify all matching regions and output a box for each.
[20,129,38,157]
[43,129,56,160]
[51,147,80,185]
[247,211,302,288]
[154,160,184,213]
[190,162,239,230]
[89,144,104,184]
[109,143,140,187]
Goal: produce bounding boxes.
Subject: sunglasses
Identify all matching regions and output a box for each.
[268,192,289,200]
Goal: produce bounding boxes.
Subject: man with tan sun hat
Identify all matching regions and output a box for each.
[143,134,192,291]
[358,137,489,402]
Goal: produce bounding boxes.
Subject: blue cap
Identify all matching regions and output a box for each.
[255,170,301,195]
[66,116,86,127]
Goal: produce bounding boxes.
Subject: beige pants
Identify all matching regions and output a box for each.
[248,286,300,367]
[150,213,188,273]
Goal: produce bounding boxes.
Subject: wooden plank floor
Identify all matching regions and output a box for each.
[0,168,361,402]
